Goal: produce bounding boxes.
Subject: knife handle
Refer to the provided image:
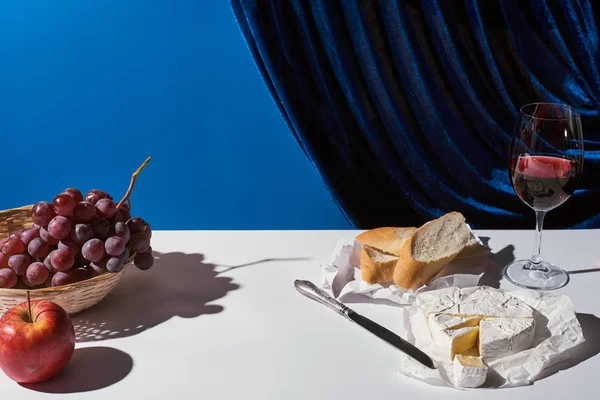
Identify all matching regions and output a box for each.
[294,280,351,318]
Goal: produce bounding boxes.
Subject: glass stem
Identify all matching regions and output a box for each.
[527,210,546,270]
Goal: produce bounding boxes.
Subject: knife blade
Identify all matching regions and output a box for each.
[294,279,436,369]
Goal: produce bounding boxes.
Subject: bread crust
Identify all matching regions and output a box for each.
[356,227,416,256]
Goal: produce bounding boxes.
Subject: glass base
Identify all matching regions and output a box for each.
[503,259,570,290]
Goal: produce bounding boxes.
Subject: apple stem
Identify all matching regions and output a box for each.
[26,290,32,323]
[116,156,152,210]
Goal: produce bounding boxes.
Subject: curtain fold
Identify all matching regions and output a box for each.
[231,0,600,229]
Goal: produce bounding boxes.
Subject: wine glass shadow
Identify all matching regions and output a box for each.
[73,252,311,342]
[478,242,516,289]
[20,346,133,393]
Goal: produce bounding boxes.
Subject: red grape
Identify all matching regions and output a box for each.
[85,190,111,205]
[50,248,75,272]
[32,201,56,226]
[111,209,123,223]
[71,223,93,245]
[130,233,150,253]
[52,193,76,217]
[39,226,59,245]
[26,261,49,285]
[19,226,40,246]
[113,222,131,243]
[88,262,108,278]
[0,269,17,288]
[8,254,31,276]
[82,238,105,262]
[92,218,110,239]
[119,247,130,263]
[72,201,97,223]
[9,230,22,239]
[0,252,8,269]
[48,216,72,240]
[44,252,57,273]
[96,198,116,219]
[118,207,131,221]
[62,188,83,203]
[126,217,147,234]
[91,218,110,238]
[28,238,50,258]
[105,236,125,256]
[51,271,74,287]
[1,236,26,256]
[134,251,154,270]
[106,257,124,273]
[58,237,81,257]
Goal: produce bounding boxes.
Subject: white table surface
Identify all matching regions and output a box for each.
[0,229,599,399]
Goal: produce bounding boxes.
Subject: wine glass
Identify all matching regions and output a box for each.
[503,103,584,290]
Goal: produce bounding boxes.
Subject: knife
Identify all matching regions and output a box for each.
[294,279,436,369]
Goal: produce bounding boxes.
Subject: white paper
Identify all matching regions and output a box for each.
[321,228,489,305]
[397,286,585,389]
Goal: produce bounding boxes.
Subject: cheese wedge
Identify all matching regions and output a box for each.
[431,326,479,361]
[453,347,488,388]
[478,317,535,361]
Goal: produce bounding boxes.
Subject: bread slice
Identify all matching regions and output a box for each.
[359,245,398,284]
[393,212,470,289]
[356,227,416,256]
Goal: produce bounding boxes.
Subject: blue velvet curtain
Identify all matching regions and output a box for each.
[231,0,600,229]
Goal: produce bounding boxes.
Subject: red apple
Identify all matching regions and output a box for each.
[0,299,75,383]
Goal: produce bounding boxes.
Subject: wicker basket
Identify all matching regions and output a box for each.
[0,204,129,315]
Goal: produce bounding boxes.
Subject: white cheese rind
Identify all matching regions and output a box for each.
[418,286,534,319]
[479,317,535,362]
[453,354,488,388]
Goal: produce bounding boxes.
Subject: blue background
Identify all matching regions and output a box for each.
[0,1,350,230]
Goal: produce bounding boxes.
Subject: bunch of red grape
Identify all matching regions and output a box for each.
[0,188,154,289]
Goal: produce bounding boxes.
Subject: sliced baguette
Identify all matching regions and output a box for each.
[356,227,416,256]
[359,245,398,284]
[393,212,470,289]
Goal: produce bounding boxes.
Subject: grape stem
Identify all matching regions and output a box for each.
[116,156,152,210]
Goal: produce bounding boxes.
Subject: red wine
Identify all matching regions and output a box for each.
[510,155,579,211]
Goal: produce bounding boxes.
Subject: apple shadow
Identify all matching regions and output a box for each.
[20,346,132,393]
[73,252,309,342]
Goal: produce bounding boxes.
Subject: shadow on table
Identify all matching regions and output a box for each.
[73,252,311,342]
[435,237,515,289]
[73,251,238,342]
[20,346,132,393]
[478,239,515,289]
[533,313,600,381]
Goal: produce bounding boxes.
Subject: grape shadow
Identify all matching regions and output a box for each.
[73,251,239,342]
[72,252,310,342]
